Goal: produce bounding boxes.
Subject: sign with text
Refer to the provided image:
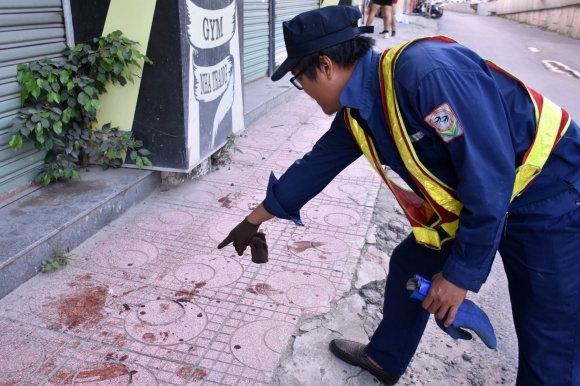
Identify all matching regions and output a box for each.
[186,0,244,165]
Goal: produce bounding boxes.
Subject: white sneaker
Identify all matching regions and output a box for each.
[383,33,390,39]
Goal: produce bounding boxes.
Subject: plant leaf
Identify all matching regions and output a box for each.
[137,148,150,155]
[9,135,23,150]
[53,120,63,135]
[21,89,29,105]
[74,44,84,52]
[83,86,94,97]
[142,156,152,167]
[31,87,41,99]
[71,170,81,181]
[43,173,51,186]
[135,156,143,168]
[123,65,134,83]
[113,61,124,75]
[77,92,89,105]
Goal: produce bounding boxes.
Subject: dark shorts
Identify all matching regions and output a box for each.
[373,0,393,6]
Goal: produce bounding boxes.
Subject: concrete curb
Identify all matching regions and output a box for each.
[0,169,160,298]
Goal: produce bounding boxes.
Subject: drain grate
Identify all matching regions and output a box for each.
[542,60,580,79]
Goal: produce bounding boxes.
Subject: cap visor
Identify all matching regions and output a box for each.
[271,56,300,82]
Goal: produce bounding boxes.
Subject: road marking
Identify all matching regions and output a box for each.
[541,60,580,79]
[527,47,540,53]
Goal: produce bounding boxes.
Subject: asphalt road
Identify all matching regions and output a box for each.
[437,11,580,117]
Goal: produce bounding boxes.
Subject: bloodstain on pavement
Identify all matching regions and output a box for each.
[246,283,284,296]
[191,368,207,382]
[175,288,197,302]
[218,192,240,209]
[288,241,325,253]
[177,366,193,379]
[66,363,129,384]
[56,284,108,328]
[142,333,156,343]
[47,322,62,331]
[218,195,233,208]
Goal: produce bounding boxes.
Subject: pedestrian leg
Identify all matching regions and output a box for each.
[383,5,393,36]
[365,233,452,376]
[391,5,396,36]
[365,2,382,27]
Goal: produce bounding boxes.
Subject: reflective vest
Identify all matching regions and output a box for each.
[344,36,571,249]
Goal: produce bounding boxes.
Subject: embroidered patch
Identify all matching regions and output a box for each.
[424,102,464,143]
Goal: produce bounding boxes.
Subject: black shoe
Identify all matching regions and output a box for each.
[329,339,400,385]
[391,31,396,37]
[379,30,389,34]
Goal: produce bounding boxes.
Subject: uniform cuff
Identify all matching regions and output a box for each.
[442,256,486,293]
[262,172,304,226]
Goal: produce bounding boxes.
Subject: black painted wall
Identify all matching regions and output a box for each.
[69,0,188,170]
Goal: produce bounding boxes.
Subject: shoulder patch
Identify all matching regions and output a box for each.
[424,102,464,143]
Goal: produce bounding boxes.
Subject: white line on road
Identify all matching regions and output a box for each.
[541,60,580,79]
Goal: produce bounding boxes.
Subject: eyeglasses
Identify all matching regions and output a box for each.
[289,65,310,90]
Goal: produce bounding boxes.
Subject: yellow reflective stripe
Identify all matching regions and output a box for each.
[511,97,564,198]
[526,97,565,166]
[346,109,443,231]
[411,226,441,250]
[346,108,387,179]
[484,60,571,200]
[512,165,540,200]
[382,44,463,216]
[440,219,459,237]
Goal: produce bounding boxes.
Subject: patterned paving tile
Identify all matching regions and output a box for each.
[0,92,383,385]
[0,319,83,385]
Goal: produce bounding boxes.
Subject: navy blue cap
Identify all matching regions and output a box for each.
[271,6,373,82]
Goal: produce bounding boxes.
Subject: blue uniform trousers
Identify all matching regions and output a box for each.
[366,190,580,385]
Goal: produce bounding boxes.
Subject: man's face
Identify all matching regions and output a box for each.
[291,57,347,115]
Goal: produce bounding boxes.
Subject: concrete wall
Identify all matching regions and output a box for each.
[498,1,580,39]
[444,2,497,16]
[495,0,580,14]
[444,0,580,39]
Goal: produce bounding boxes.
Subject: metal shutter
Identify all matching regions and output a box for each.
[243,0,270,83]
[274,0,320,66]
[0,0,66,195]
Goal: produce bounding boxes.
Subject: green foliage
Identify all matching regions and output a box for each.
[9,30,154,186]
[211,133,243,166]
[40,251,73,273]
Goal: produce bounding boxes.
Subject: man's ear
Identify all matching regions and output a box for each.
[318,55,334,80]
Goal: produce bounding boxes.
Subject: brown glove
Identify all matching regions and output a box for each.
[249,232,268,264]
[217,217,260,256]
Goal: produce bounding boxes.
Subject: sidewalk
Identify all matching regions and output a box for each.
[0,89,382,385]
[0,16,455,386]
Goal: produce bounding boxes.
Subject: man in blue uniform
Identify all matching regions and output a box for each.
[218,6,580,385]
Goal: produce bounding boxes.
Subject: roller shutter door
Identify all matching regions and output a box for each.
[274,0,319,67]
[243,0,270,83]
[0,0,67,195]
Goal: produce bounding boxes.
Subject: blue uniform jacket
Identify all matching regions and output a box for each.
[263,40,580,292]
